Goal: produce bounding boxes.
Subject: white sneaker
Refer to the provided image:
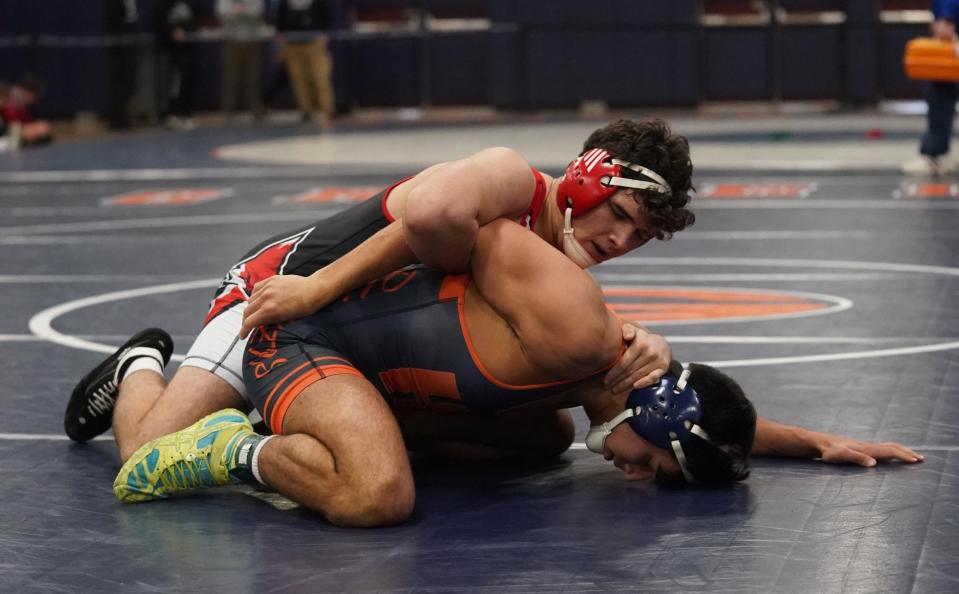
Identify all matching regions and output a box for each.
[164,116,197,131]
[901,155,958,176]
[7,122,21,151]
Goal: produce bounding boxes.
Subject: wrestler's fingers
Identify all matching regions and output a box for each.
[627,367,666,392]
[245,291,266,313]
[242,294,265,318]
[611,357,661,393]
[823,446,876,467]
[239,309,268,339]
[249,277,272,295]
[246,282,273,307]
[865,442,924,463]
[604,343,642,387]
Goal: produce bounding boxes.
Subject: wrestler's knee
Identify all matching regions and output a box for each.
[326,471,415,527]
[527,410,576,459]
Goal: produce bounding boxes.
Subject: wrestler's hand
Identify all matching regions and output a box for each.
[932,19,956,42]
[240,275,333,338]
[816,435,923,467]
[603,323,671,394]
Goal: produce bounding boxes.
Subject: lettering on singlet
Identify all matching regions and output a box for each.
[341,269,419,303]
[247,325,289,379]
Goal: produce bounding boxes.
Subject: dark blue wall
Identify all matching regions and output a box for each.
[0,0,931,117]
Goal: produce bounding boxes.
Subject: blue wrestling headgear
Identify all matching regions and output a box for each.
[585,367,712,483]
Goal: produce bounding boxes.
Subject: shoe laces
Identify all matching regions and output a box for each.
[157,446,218,491]
[86,380,118,416]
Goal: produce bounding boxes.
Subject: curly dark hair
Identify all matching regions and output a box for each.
[582,118,695,240]
[666,360,755,485]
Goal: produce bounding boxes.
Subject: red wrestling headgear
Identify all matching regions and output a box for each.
[555,148,671,217]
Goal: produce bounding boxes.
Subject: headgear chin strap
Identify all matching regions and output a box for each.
[556,148,671,218]
[562,206,598,269]
[585,367,712,483]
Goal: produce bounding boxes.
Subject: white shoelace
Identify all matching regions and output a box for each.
[86,380,117,416]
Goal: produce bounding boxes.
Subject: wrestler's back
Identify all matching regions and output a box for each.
[281,267,588,416]
[460,283,555,387]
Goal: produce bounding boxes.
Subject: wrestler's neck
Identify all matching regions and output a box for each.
[532,176,566,251]
[580,383,628,424]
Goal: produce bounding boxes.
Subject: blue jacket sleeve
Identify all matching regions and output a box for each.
[934,0,959,21]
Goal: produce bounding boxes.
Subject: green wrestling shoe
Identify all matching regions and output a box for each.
[114,409,259,503]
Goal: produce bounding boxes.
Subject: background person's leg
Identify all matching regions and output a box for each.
[222,42,240,116]
[243,42,264,116]
[311,40,335,122]
[285,43,313,118]
[920,81,958,157]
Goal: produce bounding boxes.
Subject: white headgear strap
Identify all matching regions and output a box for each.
[562,207,598,269]
[585,364,713,483]
[585,407,636,454]
[608,159,671,195]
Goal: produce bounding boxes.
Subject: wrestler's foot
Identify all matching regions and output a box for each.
[64,328,173,442]
[114,409,257,503]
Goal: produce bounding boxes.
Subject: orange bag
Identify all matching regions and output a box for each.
[904,37,959,82]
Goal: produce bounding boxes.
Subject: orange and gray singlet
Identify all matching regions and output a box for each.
[203,169,548,325]
[243,266,599,434]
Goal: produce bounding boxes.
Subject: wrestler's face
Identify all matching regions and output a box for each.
[603,423,684,483]
[572,190,654,263]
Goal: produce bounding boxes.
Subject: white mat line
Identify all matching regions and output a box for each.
[5,207,116,215]
[0,274,208,283]
[693,200,959,210]
[676,230,956,240]
[567,443,958,452]
[0,434,113,441]
[607,256,959,278]
[0,235,249,245]
[28,279,221,357]
[0,212,325,235]
[0,334,199,342]
[0,167,329,183]
[667,336,959,345]
[595,273,902,281]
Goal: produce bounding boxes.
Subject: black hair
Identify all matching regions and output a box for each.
[672,361,756,485]
[582,118,695,240]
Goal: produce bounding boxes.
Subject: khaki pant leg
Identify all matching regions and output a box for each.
[310,40,335,118]
[285,43,314,114]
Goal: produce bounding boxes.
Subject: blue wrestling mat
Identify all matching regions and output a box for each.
[1,120,957,593]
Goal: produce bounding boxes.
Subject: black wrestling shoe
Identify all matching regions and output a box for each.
[64,328,174,442]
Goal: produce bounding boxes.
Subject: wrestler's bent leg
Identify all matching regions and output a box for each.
[113,366,246,462]
[114,305,250,461]
[256,374,415,527]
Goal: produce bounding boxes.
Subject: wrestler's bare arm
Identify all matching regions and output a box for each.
[240,223,418,337]
[241,148,538,338]
[402,147,537,272]
[470,219,622,380]
[752,416,922,466]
